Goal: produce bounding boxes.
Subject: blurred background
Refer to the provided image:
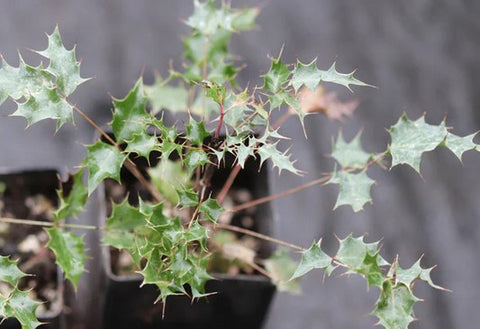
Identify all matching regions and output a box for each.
[1,1,479,328]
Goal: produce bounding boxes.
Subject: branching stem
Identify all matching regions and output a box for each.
[0,217,102,230]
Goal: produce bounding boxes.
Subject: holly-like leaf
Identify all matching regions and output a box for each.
[201,80,226,105]
[185,117,209,146]
[176,189,199,209]
[199,198,223,224]
[0,256,26,287]
[84,141,127,195]
[265,249,301,294]
[443,132,477,162]
[291,59,370,92]
[36,26,88,96]
[104,199,145,250]
[389,257,445,291]
[372,281,419,329]
[0,56,53,104]
[184,149,209,173]
[328,169,374,212]
[186,0,258,35]
[389,114,448,173]
[46,228,86,289]
[111,78,149,143]
[54,169,88,220]
[236,142,255,168]
[290,240,332,280]
[0,287,42,329]
[124,131,159,159]
[262,53,290,93]
[258,143,302,175]
[148,159,192,205]
[332,131,370,169]
[144,77,188,115]
[336,234,369,269]
[13,87,74,130]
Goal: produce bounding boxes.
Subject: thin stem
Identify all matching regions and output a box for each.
[217,164,241,204]
[0,217,103,230]
[215,223,305,252]
[214,103,225,138]
[228,175,330,213]
[247,260,274,279]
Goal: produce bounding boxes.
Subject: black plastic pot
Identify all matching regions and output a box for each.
[0,169,65,329]
[99,150,276,329]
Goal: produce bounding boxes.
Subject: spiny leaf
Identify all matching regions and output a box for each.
[389,257,445,291]
[0,287,42,329]
[372,281,419,329]
[148,159,192,205]
[0,55,53,103]
[124,131,159,159]
[84,141,127,195]
[185,117,209,146]
[257,143,302,175]
[236,142,255,168]
[389,114,448,173]
[13,87,74,130]
[46,228,86,289]
[184,149,209,173]
[104,199,145,250]
[265,249,301,294]
[186,0,258,35]
[336,234,369,268]
[199,198,223,224]
[290,239,332,280]
[111,78,150,143]
[54,169,88,220]
[328,169,374,212]
[0,256,26,287]
[262,53,290,93]
[144,77,188,115]
[443,132,477,162]
[201,80,226,105]
[36,26,88,96]
[291,59,370,92]
[332,131,371,169]
[176,189,199,209]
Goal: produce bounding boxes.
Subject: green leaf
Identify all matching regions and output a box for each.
[389,114,448,173]
[36,26,88,96]
[0,287,42,329]
[111,78,149,142]
[13,87,74,130]
[104,199,145,250]
[84,141,127,195]
[0,256,26,287]
[231,7,259,31]
[199,198,223,224]
[328,169,374,212]
[185,117,210,146]
[201,80,226,105]
[184,149,209,173]
[291,59,370,92]
[0,55,53,103]
[262,53,290,93]
[144,77,188,115]
[54,169,88,220]
[148,159,192,205]
[336,234,368,268]
[290,239,332,280]
[265,249,301,294]
[257,143,302,175]
[176,189,199,208]
[236,142,255,168]
[372,281,419,329]
[46,228,86,289]
[290,59,319,92]
[443,132,477,162]
[332,131,370,169]
[124,131,159,159]
[390,257,445,291]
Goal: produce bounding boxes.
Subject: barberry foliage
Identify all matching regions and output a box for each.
[0,1,476,328]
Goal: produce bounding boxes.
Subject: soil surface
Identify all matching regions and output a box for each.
[0,170,61,316]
